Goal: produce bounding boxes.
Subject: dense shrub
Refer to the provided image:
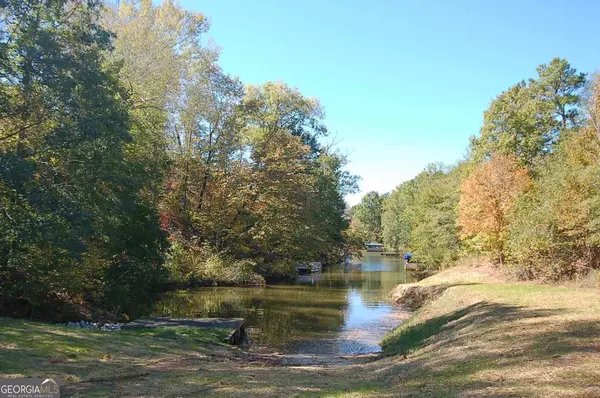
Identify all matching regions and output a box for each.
[165,243,264,286]
[506,128,600,280]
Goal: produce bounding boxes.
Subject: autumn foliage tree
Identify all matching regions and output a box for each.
[506,74,600,280]
[0,0,358,319]
[458,155,531,263]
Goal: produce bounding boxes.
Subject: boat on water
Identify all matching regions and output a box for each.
[364,242,384,252]
[296,261,323,273]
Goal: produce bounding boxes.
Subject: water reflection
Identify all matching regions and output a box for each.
[150,252,416,354]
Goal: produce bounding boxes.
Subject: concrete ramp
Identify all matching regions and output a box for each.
[121,317,245,344]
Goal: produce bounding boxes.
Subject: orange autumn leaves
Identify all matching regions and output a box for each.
[458,155,531,259]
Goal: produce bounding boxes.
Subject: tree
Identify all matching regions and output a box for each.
[536,58,587,130]
[102,0,211,204]
[458,155,530,263]
[0,0,165,317]
[584,73,600,138]
[382,163,462,268]
[304,152,358,263]
[470,58,586,167]
[351,191,383,242]
[409,165,462,267]
[240,82,328,156]
[507,74,600,280]
[470,81,554,166]
[382,181,416,252]
[232,84,356,269]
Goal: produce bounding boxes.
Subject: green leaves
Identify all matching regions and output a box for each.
[382,164,461,268]
[351,191,384,243]
[470,58,586,168]
[0,0,166,318]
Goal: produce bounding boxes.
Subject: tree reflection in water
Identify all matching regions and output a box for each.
[150,252,416,354]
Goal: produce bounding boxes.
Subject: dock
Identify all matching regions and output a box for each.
[364,242,384,252]
[121,317,246,344]
[296,261,322,273]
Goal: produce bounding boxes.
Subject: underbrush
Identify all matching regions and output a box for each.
[165,243,265,286]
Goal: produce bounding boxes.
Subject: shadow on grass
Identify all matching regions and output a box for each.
[528,319,600,357]
[376,310,600,397]
[0,318,230,387]
[381,302,563,356]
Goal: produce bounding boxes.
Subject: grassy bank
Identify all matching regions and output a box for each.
[0,319,233,396]
[380,265,600,396]
[1,265,599,397]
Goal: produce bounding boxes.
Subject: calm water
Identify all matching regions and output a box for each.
[150,252,417,354]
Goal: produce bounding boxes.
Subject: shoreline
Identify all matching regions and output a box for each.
[2,263,599,397]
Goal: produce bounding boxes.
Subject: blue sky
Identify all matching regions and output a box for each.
[181,0,600,205]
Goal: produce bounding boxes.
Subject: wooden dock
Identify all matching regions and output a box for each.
[380,252,400,257]
[121,317,246,344]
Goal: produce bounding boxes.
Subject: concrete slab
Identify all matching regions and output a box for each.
[121,317,246,344]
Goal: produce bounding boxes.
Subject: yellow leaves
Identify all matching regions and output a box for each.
[588,73,600,137]
[459,155,531,252]
[117,2,135,19]
[140,0,153,17]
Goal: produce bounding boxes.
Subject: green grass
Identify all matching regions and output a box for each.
[381,304,475,356]
[0,318,230,389]
[377,273,600,397]
[381,282,585,356]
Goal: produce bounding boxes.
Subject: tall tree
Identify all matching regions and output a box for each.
[102,0,212,204]
[382,164,461,267]
[507,74,600,280]
[470,81,554,166]
[306,152,358,262]
[382,181,416,252]
[536,58,587,130]
[241,82,328,156]
[0,0,165,317]
[458,155,530,263]
[470,58,586,167]
[351,191,383,242]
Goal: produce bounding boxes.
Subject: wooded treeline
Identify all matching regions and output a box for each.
[351,58,600,281]
[0,0,357,319]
